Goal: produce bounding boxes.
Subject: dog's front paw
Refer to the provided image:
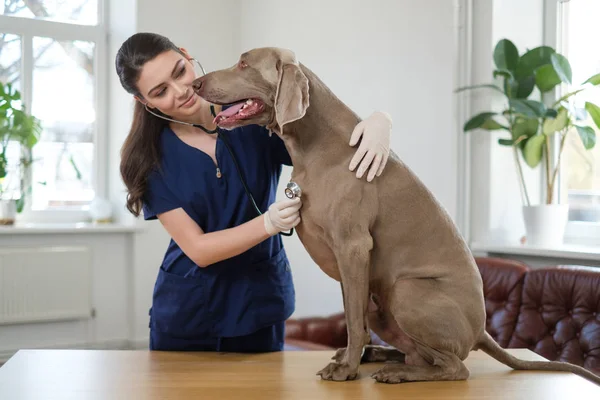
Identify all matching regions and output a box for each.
[331,347,346,363]
[317,362,358,381]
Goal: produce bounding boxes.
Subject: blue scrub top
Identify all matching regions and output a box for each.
[142,123,295,339]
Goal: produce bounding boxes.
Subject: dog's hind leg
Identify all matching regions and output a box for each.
[370,277,480,384]
[372,351,469,383]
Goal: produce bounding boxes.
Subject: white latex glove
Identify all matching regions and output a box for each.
[349,111,393,182]
[264,197,302,236]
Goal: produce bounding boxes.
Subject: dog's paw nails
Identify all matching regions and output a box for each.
[317,362,358,381]
[372,369,405,384]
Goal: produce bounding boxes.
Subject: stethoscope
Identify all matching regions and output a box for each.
[144,58,300,237]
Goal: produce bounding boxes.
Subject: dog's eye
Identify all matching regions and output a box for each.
[239,60,248,69]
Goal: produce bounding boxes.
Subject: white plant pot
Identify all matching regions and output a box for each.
[0,199,17,225]
[522,204,569,247]
[89,197,113,223]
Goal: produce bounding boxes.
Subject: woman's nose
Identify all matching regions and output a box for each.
[175,84,189,98]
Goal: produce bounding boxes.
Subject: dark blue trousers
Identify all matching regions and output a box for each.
[149,321,285,353]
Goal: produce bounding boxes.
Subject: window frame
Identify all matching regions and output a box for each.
[0,1,107,223]
[540,0,600,246]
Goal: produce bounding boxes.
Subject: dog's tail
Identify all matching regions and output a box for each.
[475,331,600,386]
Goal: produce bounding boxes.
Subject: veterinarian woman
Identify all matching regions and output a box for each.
[115,32,393,352]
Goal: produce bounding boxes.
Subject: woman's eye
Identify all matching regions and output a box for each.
[177,67,186,77]
[156,88,166,97]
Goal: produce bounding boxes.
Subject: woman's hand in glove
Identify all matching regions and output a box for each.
[263,197,302,236]
[348,111,393,182]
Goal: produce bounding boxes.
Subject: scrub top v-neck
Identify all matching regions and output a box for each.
[142,123,295,340]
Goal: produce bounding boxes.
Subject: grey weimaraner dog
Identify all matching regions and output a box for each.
[192,48,600,385]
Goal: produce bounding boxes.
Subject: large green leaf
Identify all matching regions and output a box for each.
[535,64,561,92]
[482,119,506,130]
[494,39,520,71]
[502,75,535,99]
[575,125,597,150]
[513,117,539,141]
[509,99,547,118]
[550,53,572,84]
[583,72,600,86]
[503,77,519,98]
[515,46,555,78]
[463,112,502,131]
[522,134,546,168]
[543,107,569,135]
[516,76,536,98]
[584,102,600,130]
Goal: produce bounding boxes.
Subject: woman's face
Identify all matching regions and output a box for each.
[135,49,207,122]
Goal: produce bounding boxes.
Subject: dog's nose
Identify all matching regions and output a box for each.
[192,78,203,94]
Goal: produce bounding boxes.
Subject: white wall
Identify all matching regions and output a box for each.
[239,0,461,317]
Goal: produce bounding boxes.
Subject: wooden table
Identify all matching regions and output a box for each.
[0,348,598,399]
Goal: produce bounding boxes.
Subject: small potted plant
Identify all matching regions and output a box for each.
[0,82,42,225]
[458,38,598,246]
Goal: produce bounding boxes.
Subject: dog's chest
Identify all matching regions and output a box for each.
[294,216,341,282]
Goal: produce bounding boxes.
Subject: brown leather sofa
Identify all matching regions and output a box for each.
[284,257,600,376]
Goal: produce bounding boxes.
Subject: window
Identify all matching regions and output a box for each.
[0,0,105,220]
[559,0,600,225]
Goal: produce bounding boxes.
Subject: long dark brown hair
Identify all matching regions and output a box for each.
[115,32,184,216]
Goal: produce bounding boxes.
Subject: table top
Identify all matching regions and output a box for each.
[0,348,599,400]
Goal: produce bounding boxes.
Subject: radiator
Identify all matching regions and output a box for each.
[0,246,92,325]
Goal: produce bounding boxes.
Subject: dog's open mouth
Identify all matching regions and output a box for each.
[213,98,266,127]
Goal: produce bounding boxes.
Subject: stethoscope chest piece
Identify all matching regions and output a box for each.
[285,181,302,199]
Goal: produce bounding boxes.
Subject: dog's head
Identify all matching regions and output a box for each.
[192,47,309,134]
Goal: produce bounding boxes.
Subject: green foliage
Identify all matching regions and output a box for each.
[0,82,42,210]
[457,38,599,205]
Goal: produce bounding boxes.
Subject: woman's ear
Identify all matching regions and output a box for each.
[179,47,192,60]
[134,95,153,109]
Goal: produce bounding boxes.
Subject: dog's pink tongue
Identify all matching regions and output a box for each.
[214,102,245,123]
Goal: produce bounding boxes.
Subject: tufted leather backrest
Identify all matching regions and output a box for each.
[509,266,600,374]
[475,257,529,347]
[285,312,348,349]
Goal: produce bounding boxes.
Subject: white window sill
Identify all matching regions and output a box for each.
[0,222,141,235]
[470,241,600,262]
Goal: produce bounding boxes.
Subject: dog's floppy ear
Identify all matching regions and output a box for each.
[274,61,309,134]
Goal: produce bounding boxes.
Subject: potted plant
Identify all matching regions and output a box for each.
[458,38,598,246]
[0,82,42,225]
